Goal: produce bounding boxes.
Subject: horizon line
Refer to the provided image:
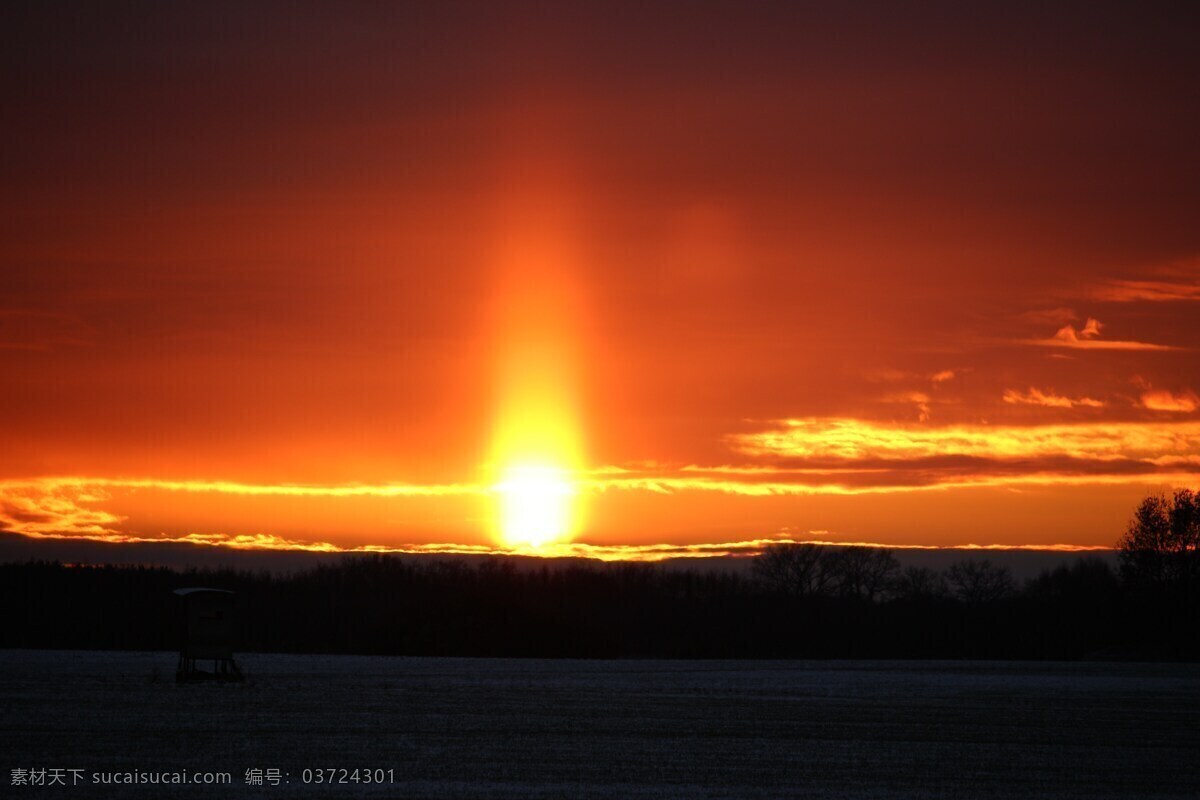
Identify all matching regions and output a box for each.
[3,529,1115,564]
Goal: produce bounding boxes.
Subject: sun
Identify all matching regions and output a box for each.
[494,464,577,549]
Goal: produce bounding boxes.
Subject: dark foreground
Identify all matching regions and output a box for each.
[2,651,1198,798]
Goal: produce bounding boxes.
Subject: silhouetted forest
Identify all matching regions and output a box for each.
[2,548,1196,661]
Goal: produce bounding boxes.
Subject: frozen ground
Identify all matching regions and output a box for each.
[2,651,1198,798]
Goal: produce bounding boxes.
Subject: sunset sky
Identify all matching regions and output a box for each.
[3,3,1199,559]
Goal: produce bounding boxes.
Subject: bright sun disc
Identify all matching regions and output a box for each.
[495,464,576,548]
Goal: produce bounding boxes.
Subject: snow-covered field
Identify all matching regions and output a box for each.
[2,651,1198,798]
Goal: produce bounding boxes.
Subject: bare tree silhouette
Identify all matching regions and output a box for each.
[891,565,949,602]
[752,543,836,597]
[946,559,1015,603]
[829,547,900,601]
[1118,489,1200,605]
[754,545,899,601]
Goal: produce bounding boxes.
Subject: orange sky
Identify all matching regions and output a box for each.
[2,3,1199,558]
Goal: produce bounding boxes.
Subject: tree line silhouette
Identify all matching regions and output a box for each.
[2,491,1197,660]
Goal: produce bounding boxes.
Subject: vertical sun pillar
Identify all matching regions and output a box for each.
[488,184,586,550]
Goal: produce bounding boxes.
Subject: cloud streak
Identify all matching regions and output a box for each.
[881,391,932,422]
[0,476,482,499]
[1093,278,1200,303]
[730,417,1200,462]
[1030,318,1178,351]
[1003,388,1104,409]
[1140,389,1199,413]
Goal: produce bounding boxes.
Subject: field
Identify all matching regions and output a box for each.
[3,651,1198,798]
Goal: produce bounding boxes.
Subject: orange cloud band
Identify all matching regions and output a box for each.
[1003,388,1104,409]
[2,417,1197,549]
[730,417,1200,462]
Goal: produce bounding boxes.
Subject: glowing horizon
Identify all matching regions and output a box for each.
[4,523,1116,563]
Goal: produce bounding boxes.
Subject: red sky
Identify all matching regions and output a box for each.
[2,3,1199,558]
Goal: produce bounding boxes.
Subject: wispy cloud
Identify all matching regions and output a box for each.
[0,476,482,499]
[881,391,932,422]
[1094,279,1200,303]
[573,411,1200,498]
[0,478,484,546]
[864,368,957,385]
[1089,257,1200,302]
[873,370,956,421]
[1029,317,1178,351]
[1140,388,1199,413]
[1002,388,1105,409]
[589,471,1200,496]
[729,417,1200,462]
[0,485,124,536]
